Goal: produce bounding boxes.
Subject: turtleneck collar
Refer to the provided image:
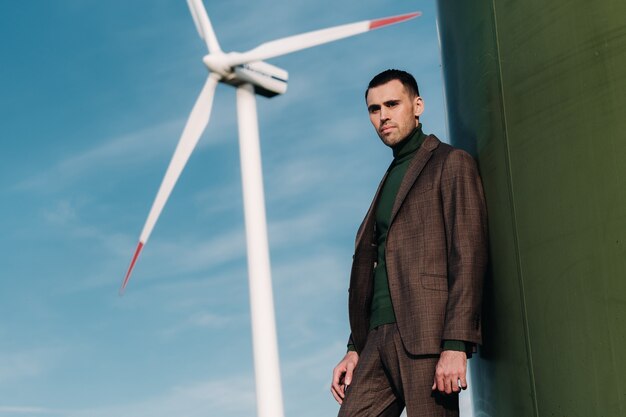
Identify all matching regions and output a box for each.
[391,123,426,160]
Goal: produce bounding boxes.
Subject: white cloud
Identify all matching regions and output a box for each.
[0,406,57,415]
[193,181,242,218]
[138,228,247,279]
[15,120,182,191]
[39,198,133,259]
[0,348,60,383]
[268,209,330,246]
[272,250,347,293]
[159,311,246,339]
[13,113,236,194]
[65,376,255,417]
[281,341,344,381]
[48,192,346,293]
[42,200,77,225]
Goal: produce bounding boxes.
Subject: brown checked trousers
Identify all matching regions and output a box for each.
[338,324,458,417]
[341,135,488,416]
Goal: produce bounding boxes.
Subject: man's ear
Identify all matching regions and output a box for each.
[414,96,425,118]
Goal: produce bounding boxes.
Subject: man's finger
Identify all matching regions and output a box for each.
[444,377,453,394]
[331,366,344,387]
[330,368,346,404]
[436,375,445,393]
[345,362,356,386]
[331,367,345,399]
[431,379,437,391]
[331,382,344,401]
[459,375,468,390]
[330,385,343,404]
[450,377,460,393]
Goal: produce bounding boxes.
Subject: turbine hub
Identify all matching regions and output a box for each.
[202,54,231,76]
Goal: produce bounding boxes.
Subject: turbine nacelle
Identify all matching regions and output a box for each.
[203,54,289,98]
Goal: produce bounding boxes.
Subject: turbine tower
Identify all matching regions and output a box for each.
[120,2,419,416]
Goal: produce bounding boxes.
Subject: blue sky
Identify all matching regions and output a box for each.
[0,1,467,416]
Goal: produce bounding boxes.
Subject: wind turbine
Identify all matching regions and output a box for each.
[120,1,419,416]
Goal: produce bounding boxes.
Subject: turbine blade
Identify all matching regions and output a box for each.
[186,0,221,53]
[227,12,420,66]
[119,74,220,295]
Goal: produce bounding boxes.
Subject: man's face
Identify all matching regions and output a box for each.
[366,80,424,147]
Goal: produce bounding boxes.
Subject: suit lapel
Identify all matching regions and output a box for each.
[355,171,388,249]
[389,135,440,224]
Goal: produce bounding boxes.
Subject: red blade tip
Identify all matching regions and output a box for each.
[119,242,144,296]
[369,12,421,30]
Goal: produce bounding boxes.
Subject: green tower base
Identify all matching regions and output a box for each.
[437,1,626,416]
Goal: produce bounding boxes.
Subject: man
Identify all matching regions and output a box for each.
[331,69,488,416]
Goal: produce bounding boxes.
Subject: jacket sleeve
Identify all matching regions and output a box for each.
[440,149,488,343]
[347,334,356,352]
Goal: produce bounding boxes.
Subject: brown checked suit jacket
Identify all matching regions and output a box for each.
[348,135,488,355]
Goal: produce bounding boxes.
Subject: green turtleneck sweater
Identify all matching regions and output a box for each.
[360,125,468,354]
[369,126,426,329]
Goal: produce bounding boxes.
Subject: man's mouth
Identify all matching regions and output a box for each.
[380,125,395,134]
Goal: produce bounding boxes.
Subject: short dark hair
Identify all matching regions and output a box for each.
[365,69,420,100]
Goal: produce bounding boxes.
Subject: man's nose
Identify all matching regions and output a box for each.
[379,107,389,121]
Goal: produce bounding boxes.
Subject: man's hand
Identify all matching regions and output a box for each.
[431,350,467,394]
[331,351,359,404]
